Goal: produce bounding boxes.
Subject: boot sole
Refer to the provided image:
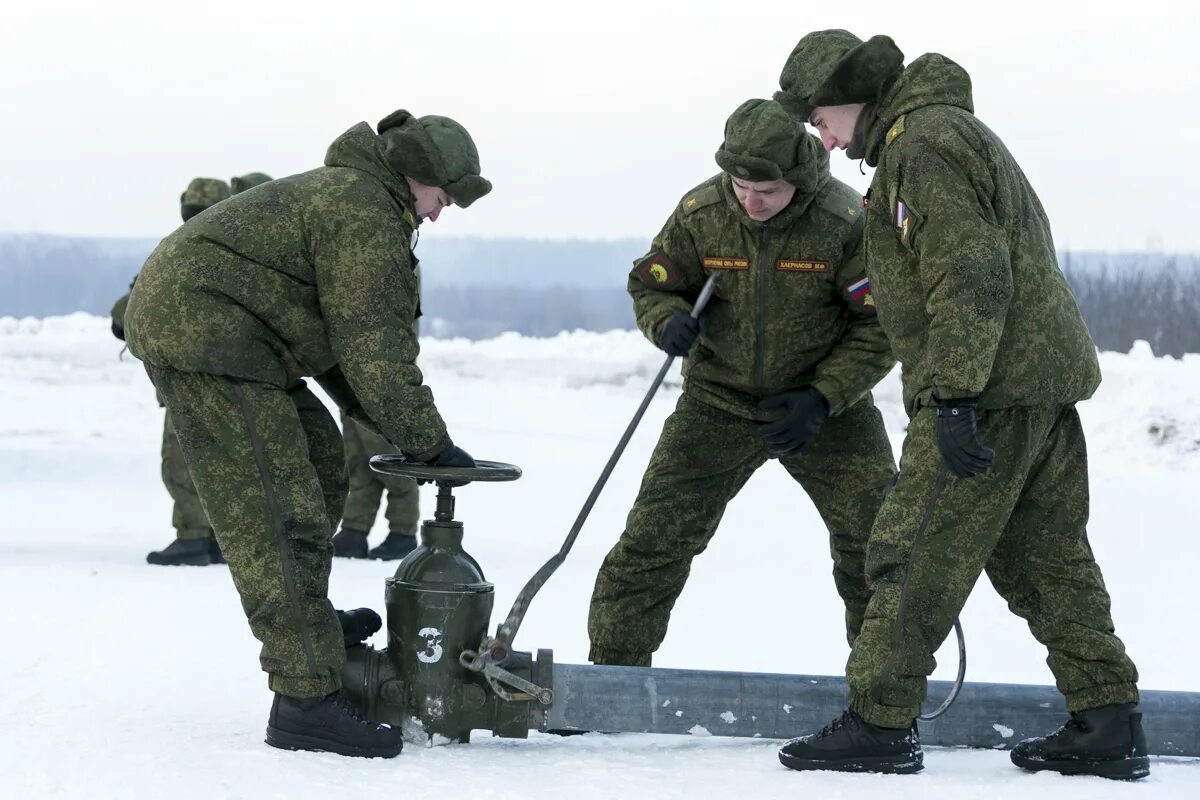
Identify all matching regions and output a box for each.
[1011,752,1150,781]
[333,552,370,559]
[778,750,923,774]
[265,726,402,759]
[146,554,212,566]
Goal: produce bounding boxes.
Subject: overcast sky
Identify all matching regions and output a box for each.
[3,0,1198,251]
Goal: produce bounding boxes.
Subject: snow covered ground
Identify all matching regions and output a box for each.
[1,314,1197,798]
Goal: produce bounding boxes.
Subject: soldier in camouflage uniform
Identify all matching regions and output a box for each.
[587,99,897,668]
[111,177,233,566]
[331,409,421,560]
[124,110,490,758]
[772,31,1145,779]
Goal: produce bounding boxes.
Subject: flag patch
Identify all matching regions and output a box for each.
[847,276,876,309]
[895,201,911,245]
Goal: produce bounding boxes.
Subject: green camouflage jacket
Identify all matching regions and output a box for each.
[860,54,1100,414]
[631,157,893,419]
[125,122,446,460]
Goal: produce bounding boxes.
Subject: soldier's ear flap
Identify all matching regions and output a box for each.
[377,109,416,133]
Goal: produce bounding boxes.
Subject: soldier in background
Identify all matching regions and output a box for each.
[111,177,235,565]
[331,410,421,560]
[588,99,896,668]
[772,30,1144,779]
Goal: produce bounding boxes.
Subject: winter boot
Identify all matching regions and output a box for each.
[1010,703,1149,780]
[207,535,226,565]
[778,709,923,774]
[265,690,403,758]
[331,527,369,559]
[146,538,213,566]
[336,608,382,647]
[368,532,418,561]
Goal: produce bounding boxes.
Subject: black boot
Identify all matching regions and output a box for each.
[368,532,418,561]
[1010,703,1149,780]
[265,690,403,758]
[778,709,923,774]
[207,535,226,565]
[331,528,369,559]
[336,608,382,647]
[146,538,213,566]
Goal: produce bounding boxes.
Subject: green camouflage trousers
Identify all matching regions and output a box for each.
[145,364,348,698]
[340,410,419,535]
[161,410,213,540]
[848,404,1140,728]
[589,393,896,666]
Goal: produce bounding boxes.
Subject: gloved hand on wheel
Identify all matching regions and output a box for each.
[428,440,476,469]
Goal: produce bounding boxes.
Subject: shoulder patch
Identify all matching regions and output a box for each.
[885,114,907,148]
[680,184,721,216]
[633,251,684,290]
[817,181,864,224]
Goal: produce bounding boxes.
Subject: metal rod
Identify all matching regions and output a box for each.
[491,275,721,653]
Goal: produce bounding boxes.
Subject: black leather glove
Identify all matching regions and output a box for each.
[417,440,476,486]
[933,396,994,478]
[427,440,476,469]
[757,387,831,455]
[658,311,700,357]
[335,607,382,647]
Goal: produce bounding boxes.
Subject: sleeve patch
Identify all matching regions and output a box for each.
[846,276,876,310]
[634,252,683,289]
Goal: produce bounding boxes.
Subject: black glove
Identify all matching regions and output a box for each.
[658,311,700,357]
[335,607,382,647]
[757,388,830,455]
[933,396,995,478]
[427,440,476,469]
[417,440,476,486]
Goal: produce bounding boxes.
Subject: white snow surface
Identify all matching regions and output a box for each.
[2,314,1198,798]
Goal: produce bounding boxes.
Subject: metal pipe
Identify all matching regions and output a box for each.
[544,663,1200,757]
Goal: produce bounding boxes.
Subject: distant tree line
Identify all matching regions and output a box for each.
[1,234,1196,355]
[424,258,1200,357]
[420,285,634,340]
[1063,255,1200,358]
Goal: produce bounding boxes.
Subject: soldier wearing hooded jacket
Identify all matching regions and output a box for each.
[124,110,490,759]
[587,99,897,667]
[771,31,1144,780]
